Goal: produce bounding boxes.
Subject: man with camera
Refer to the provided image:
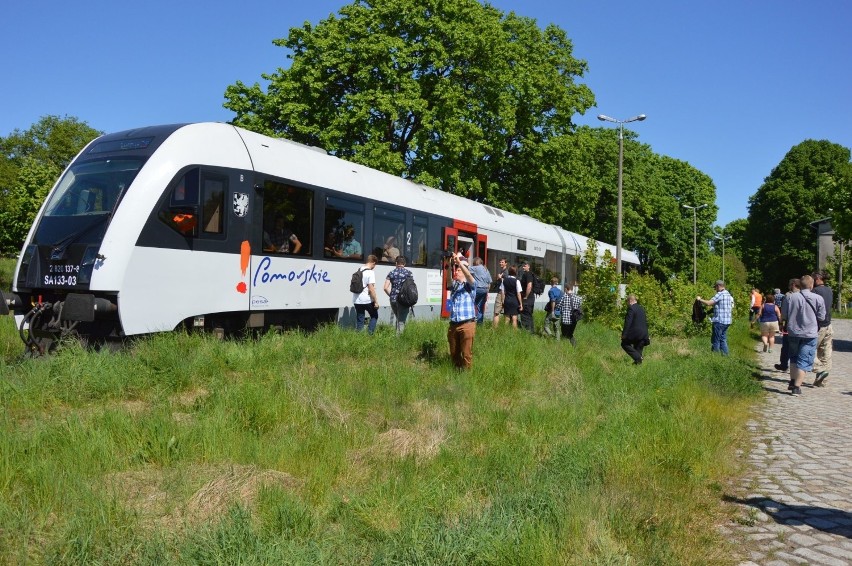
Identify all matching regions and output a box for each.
[447,252,477,370]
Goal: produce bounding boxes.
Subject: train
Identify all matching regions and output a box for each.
[0,122,639,352]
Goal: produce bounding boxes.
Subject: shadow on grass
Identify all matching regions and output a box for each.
[723,495,852,538]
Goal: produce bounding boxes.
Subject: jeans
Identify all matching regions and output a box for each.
[711,322,731,355]
[354,302,378,335]
[474,290,488,324]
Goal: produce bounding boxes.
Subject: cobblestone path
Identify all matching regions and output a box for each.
[723,318,852,566]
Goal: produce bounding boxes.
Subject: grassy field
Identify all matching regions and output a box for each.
[0,298,760,565]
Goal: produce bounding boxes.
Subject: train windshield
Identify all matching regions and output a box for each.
[33,158,143,246]
[43,158,142,218]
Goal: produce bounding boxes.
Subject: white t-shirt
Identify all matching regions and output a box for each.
[353,268,376,304]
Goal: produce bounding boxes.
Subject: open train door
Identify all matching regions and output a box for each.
[440,222,486,318]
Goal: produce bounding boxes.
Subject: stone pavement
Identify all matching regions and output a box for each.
[722,318,852,566]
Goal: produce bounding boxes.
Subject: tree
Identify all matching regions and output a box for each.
[224,0,594,212]
[744,140,852,289]
[0,116,100,255]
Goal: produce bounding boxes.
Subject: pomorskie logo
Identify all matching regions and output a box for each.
[250,295,269,307]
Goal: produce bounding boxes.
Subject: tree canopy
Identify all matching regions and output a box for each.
[744,139,852,289]
[224,0,594,211]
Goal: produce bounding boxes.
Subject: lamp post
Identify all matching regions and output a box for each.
[683,203,707,284]
[597,113,646,278]
[713,230,732,282]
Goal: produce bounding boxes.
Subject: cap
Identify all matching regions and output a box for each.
[715,280,725,287]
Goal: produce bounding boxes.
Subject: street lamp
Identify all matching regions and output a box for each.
[683,203,707,284]
[713,230,732,282]
[597,113,646,278]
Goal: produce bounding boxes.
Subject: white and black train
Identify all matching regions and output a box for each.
[1,123,638,352]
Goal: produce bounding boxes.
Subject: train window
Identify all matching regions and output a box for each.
[201,174,226,234]
[373,206,404,263]
[412,215,428,266]
[170,169,199,206]
[517,239,527,251]
[324,196,364,260]
[43,158,142,218]
[262,181,313,255]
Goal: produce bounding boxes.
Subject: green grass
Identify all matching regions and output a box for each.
[0,316,760,565]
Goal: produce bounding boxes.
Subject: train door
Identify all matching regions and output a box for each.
[440,223,487,317]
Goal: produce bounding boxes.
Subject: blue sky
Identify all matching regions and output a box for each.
[2,1,850,227]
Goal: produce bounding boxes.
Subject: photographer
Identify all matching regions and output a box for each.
[447,252,477,370]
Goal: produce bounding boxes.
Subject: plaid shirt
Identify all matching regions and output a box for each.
[449,280,476,322]
[710,289,733,325]
[558,293,583,324]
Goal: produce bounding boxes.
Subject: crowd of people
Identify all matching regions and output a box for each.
[351,253,648,371]
[351,251,838,382]
[699,270,834,397]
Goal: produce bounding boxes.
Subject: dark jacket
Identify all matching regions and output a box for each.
[622,302,649,342]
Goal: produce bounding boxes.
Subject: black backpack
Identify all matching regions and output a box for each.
[397,276,418,307]
[531,272,545,296]
[349,268,366,293]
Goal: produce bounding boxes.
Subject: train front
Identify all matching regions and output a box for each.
[1,127,176,353]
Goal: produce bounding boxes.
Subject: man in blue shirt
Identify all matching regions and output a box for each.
[447,252,477,369]
[543,277,563,338]
[697,280,734,355]
[468,256,492,325]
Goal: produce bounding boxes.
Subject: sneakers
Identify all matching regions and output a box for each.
[791,386,802,396]
[774,364,788,372]
[787,380,794,391]
[814,371,829,387]
[762,344,768,353]
[768,349,773,353]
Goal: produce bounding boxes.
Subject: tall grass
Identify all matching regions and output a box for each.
[0,315,759,564]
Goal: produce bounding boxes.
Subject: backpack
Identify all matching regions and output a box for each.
[572,306,584,322]
[349,268,366,294]
[531,272,545,296]
[397,276,419,307]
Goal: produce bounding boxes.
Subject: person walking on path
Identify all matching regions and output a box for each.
[446,252,477,370]
[781,274,825,396]
[621,294,649,364]
[774,283,795,373]
[468,257,492,325]
[758,293,781,353]
[811,270,833,386]
[749,287,763,328]
[383,255,413,335]
[697,280,734,355]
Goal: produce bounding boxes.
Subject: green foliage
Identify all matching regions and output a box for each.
[0,313,761,565]
[577,240,620,328]
[0,116,101,255]
[225,0,595,212]
[744,139,852,289]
